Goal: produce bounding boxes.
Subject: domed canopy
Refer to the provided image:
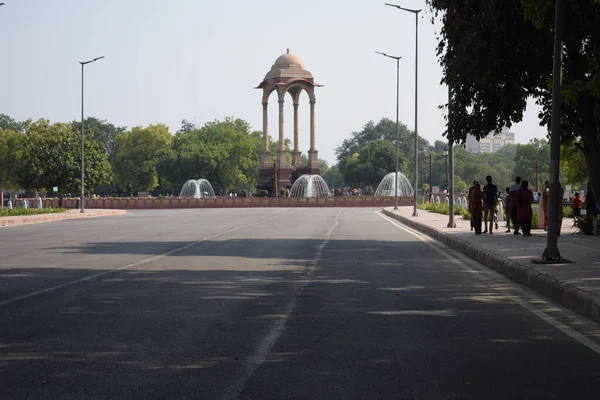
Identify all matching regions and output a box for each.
[273,52,305,69]
[257,49,321,87]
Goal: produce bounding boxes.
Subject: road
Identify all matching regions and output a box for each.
[1,208,599,399]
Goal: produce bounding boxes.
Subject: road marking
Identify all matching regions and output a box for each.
[0,211,289,307]
[376,211,600,356]
[221,209,342,400]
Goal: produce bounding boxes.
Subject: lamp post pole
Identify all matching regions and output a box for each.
[447,86,456,228]
[385,3,421,216]
[375,51,402,210]
[429,153,432,203]
[444,146,448,191]
[540,0,565,262]
[79,56,104,213]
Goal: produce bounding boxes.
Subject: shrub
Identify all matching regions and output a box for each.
[574,216,594,235]
[257,190,269,198]
[279,188,287,197]
[563,206,574,218]
[0,208,66,217]
[462,209,471,220]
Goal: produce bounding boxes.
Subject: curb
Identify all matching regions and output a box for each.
[382,209,600,324]
[0,210,127,227]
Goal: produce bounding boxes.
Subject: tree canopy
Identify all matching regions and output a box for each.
[427,0,600,201]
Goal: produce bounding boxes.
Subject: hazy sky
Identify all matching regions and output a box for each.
[0,0,549,164]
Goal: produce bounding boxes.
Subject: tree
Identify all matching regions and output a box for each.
[427,0,600,205]
[71,117,126,161]
[513,138,550,191]
[0,128,24,190]
[19,119,111,195]
[560,142,587,188]
[336,118,428,187]
[322,164,344,189]
[341,140,400,188]
[112,124,173,194]
[169,118,262,194]
[0,114,24,133]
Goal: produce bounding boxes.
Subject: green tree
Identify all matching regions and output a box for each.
[336,118,428,187]
[513,138,550,190]
[71,117,126,161]
[19,119,111,195]
[113,124,173,194]
[0,114,24,132]
[341,140,399,188]
[0,128,25,190]
[560,142,587,188]
[170,118,261,194]
[427,0,600,205]
[322,164,344,189]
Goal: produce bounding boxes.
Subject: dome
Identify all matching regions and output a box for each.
[273,52,305,68]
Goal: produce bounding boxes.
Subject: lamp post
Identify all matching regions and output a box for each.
[385,3,421,217]
[79,56,104,213]
[375,51,402,210]
[539,0,565,262]
[443,145,449,191]
[428,152,432,203]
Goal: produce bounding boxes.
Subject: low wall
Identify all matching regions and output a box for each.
[16,196,415,209]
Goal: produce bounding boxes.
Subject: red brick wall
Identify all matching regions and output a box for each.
[17,196,416,209]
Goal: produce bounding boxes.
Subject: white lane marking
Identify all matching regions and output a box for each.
[221,209,342,400]
[0,211,289,307]
[376,211,600,356]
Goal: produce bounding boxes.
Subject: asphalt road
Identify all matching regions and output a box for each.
[1,208,600,399]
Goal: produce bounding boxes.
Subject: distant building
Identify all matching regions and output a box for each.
[465,129,515,154]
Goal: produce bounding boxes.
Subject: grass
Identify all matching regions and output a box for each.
[0,208,66,217]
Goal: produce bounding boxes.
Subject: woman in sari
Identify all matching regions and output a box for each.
[517,180,534,236]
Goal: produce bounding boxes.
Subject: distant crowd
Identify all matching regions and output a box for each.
[467,176,600,236]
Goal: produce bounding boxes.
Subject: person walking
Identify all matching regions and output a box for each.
[510,176,522,235]
[504,187,512,232]
[517,180,534,236]
[572,192,583,217]
[542,180,549,231]
[467,180,478,231]
[470,181,484,235]
[482,175,498,234]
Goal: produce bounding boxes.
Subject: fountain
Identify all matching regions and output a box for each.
[374,172,414,197]
[179,179,215,198]
[289,174,332,198]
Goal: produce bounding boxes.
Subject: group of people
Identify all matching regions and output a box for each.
[468,176,564,236]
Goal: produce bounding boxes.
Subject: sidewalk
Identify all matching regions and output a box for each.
[0,209,126,227]
[383,206,600,323]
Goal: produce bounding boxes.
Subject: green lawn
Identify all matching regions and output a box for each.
[0,208,67,217]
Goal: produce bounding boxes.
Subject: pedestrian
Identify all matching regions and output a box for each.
[504,187,511,232]
[509,176,522,235]
[467,180,478,231]
[482,175,498,234]
[572,192,583,217]
[469,181,484,235]
[517,180,534,236]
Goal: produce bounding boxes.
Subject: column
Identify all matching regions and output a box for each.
[293,103,299,152]
[308,99,318,169]
[292,102,302,166]
[261,102,271,167]
[309,100,315,151]
[262,102,269,153]
[278,98,285,152]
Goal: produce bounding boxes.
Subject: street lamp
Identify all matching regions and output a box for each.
[375,51,402,210]
[79,56,104,213]
[538,0,566,263]
[443,145,449,191]
[385,2,421,217]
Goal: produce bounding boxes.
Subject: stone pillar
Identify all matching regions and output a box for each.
[261,101,271,167]
[277,98,288,168]
[292,102,302,165]
[308,99,318,169]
